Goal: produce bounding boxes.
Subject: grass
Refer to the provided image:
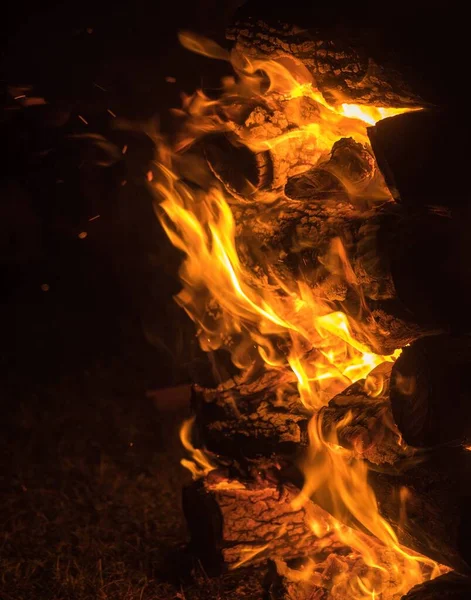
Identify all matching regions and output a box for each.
[0,355,264,600]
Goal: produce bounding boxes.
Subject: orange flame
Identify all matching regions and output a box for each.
[179,416,215,479]
[154,32,444,598]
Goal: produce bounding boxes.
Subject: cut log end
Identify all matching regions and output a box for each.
[204,134,273,197]
[390,335,471,447]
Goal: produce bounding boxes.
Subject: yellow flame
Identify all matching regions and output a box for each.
[340,104,412,126]
[230,543,270,570]
[154,32,444,598]
[179,416,215,479]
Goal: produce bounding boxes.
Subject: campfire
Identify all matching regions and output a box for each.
[152,14,470,600]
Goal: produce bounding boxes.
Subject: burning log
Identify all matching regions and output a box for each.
[182,470,348,572]
[190,361,471,571]
[367,111,471,329]
[389,335,471,448]
[284,138,379,207]
[401,572,471,600]
[157,18,470,597]
[226,17,424,108]
[192,369,310,459]
[367,110,468,211]
[267,565,465,600]
[204,95,326,196]
[192,364,406,465]
[234,196,444,354]
[368,446,471,572]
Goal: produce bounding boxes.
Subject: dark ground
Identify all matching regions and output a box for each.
[0,2,466,598]
[1,2,262,598]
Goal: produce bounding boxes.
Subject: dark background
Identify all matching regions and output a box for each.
[1,0,464,387]
[0,2,465,598]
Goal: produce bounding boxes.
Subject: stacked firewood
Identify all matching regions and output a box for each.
[185,339,471,565]
[178,12,471,600]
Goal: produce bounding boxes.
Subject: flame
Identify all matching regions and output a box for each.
[293,410,442,597]
[179,416,215,479]
[154,33,443,598]
[340,104,412,126]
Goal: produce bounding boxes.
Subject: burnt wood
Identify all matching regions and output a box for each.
[192,365,406,465]
[190,364,471,571]
[227,1,463,109]
[204,96,329,195]
[284,138,378,207]
[204,133,273,197]
[192,369,310,459]
[267,567,467,600]
[367,111,471,330]
[367,110,469,211]
[390,335,471,448]
[401,572,471,600]
[182,470,348,572]
[226,18,423,108]
[234,198,442,354]
[368,446,471,573]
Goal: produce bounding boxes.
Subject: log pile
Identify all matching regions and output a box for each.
[197,21,471,356]
[187,349,471,573]
[173,9,471,599]
[183,471,349,572]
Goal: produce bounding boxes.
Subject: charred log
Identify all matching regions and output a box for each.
[401,572,471,600]
[204,133,273,197]
[192,364,407,465]
[192,370,310,459]
[367,110,469,212]
[285,167,348,203]
[368,446,471,572]
[234,198,444,354]
[319,366,406,466]
[190,362,471,571]
[226,18,424,108]
[182,470,347,572]
[204,96,329,195]
[267,569,467,600]
[367,111,471,330]
[284,137,379,207]
[390,335,471,448]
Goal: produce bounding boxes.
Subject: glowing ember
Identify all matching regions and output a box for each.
[153,32,445,599]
